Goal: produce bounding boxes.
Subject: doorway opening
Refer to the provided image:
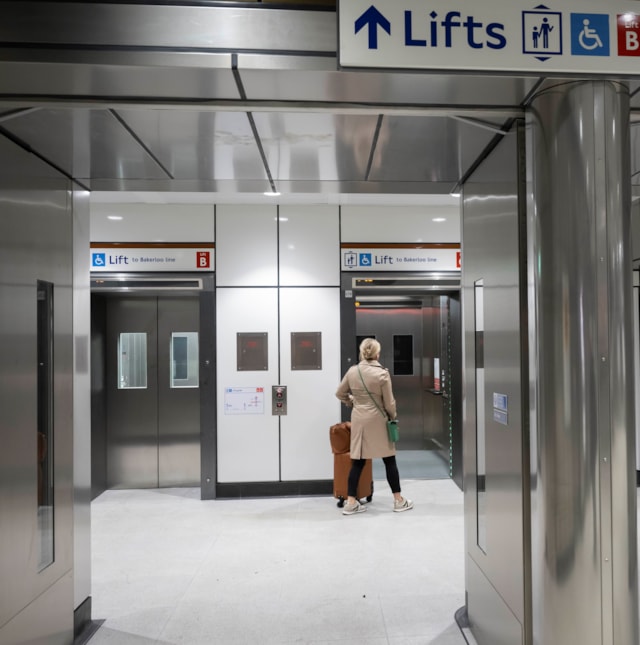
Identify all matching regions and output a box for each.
[341,273,462,487]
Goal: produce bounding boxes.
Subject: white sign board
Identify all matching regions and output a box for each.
[339,0,640,75]
[91,247,214,272]
[224,387,265,415]
[342,247,460,272]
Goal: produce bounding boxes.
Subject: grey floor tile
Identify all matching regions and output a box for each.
[89,479,466,645]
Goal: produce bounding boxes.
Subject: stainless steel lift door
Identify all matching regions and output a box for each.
[106,297,200,488]
[356,306,423,448]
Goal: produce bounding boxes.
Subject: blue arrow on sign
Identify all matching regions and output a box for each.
[355,5,391,50]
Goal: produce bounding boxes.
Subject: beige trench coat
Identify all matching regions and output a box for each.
[335,360,397,459]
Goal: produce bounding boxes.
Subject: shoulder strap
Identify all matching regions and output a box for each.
[357,365,389,420]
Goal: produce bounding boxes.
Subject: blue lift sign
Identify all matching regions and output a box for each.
[339,0,640,75]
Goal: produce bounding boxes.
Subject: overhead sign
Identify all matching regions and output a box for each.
[342,247,461,272]
[90,247,214,272]
[339,0,640,75]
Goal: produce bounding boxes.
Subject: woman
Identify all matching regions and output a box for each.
[335,338,414,515]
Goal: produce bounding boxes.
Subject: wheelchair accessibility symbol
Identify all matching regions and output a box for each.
[359,253,372,267]
[571,14,609,56]
[92,253,106,267]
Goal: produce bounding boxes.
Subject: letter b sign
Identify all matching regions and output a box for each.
[197,251,210,268]
[618,14,640,56]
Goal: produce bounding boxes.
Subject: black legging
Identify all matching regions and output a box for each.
[348,455,400,497]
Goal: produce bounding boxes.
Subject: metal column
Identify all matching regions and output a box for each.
[527,80,638,645]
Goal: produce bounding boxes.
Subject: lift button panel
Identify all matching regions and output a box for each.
[272,385,287,415]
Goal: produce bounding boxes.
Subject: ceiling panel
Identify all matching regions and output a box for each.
[368,115,496,184]
[252,111,379,182]
[238,61,539,107]
[2,108,170,181]
[117,109,269,183]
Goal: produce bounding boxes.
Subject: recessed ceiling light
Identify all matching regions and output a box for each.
[107,215,123,221]
[264,191,280,197]
[432,217,446,222]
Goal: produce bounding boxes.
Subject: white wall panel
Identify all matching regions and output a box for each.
[279,205,340,287]
[91,203,214,242]
[216,204,278,286]
[341,204,460,243]
[279,288,340,480]
[216,288,280,482]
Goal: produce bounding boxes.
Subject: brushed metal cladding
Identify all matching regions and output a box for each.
[157,297,200,487]
[240,61,539,107]
[2,108,170,181]
[527,80,638,645]
[0,3,336,53]
[369,116,496,184]
[0,135,74,641]
[462,122,527,643]
[72,189,92,609]
[0,56,238,100]
[116,109,269,181]
[355,305,424,449]
[252,111,379,182]
[0,572,73,645]
[106,298,159,489]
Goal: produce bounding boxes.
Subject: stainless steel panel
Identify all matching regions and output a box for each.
[106,298,159,488]
[0,56,238,100]
[3,108,170,182]
[0,134,74,639]
[158,297,200,487]
[462,122,527,643]
[72,189,92,609]
[253,111,379,182]
[369,116,495,184]
[117,109,268,182]
[0,572,73,645]
[356,306,424,449]
[240,63,538,107]
[527,80,637,645]
[466,557,523,645]
[0,3,336,53]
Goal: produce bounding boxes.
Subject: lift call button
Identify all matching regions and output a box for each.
[272,385,288,415]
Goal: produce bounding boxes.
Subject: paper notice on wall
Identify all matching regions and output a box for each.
[224,387,265,415]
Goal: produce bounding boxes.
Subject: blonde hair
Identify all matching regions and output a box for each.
[359,338,381,361]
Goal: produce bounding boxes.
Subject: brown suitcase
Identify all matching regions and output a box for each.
[330,422,374,508]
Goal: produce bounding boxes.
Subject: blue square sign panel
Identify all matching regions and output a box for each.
[571,14,609,56]
[359,253,372,267]
[92,253,106,268]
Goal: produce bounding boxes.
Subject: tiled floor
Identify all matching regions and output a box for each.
[87,477,466,645]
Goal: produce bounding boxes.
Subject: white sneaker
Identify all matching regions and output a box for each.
[342,500,367,515]
[393,497,414,512]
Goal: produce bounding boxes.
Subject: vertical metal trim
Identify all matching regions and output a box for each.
[593,81,613,645]
[154,297,160,487]
[276,204,282,482]
[603,83,638,645]
[200,273,217,500]
[516,119,532,645]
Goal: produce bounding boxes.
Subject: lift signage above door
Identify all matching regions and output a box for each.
[339,0,640,75]
[90,246,214,272]
[342,247,460,272]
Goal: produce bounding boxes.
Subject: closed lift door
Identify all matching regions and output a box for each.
[106,296,200,489]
